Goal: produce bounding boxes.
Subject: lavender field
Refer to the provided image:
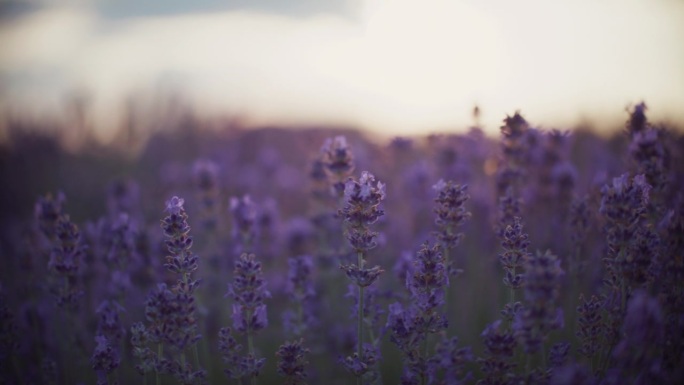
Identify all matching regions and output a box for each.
[1,105,683,385]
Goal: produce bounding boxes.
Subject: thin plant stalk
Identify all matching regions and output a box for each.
[357,251,365,385]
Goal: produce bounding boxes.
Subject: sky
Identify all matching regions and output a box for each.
[0,0,683,141]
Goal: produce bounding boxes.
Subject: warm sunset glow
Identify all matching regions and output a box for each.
[0,0,682,141]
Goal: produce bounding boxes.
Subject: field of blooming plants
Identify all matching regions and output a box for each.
[0,104,683,385]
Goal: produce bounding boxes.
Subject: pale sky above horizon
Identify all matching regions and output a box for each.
[0,0,683,142]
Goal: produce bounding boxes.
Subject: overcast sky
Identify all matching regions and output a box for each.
[1,0,683,140]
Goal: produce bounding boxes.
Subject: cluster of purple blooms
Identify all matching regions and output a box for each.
[1,102,683,385]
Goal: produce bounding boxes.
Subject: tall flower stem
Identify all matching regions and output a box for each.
[357,251,365,385]
[338,171,385,384]
[248,328,257,385]
[183,272,202,369]
[156,344,162,385]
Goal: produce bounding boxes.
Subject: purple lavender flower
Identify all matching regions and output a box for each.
[549,342,570,368]
[599,173,650,253]
[340,171,386,253]
[387,243,450,384]
[140,282,203,382]
[96,300,126,342]
[432,179,471,276]
[478,320,519,385]
[143,283,177,346]
[106,178,140,217]
[283,255,316,336]
[91,334,120,385]
[34,192,66,240]
[600,173,655,293]
[105,213,136,268]
[193,159,219,194]
[276,339,310,385]
[513,250,564,354]
[626,102,648,137]
[159,197,203,357]
[338,170,386,384]
[629,126,668,196]
[660,198,684,374]
[496,112,529,196]
[407,242,449,313]
[496,188,523,238]
[230,195,259,253]
[321,136,355,195]
[611,290,666,384]
[576,294,604,360]
[340,343,380,382]
[128,196,206,384]
[161,196,199,277]
[428,337,473,385]
[498,216,530,298]
[227,253,271,333]
[219,326,265,380]
[569,196,591,248]
[130,322,158,376]
[48,215,86,310]
[224,253,270,383]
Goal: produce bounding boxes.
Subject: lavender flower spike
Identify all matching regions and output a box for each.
[432,179,471,276]
[276,339,310,385]
[161,196,199,277]
[224,253,270,384]
[340,171,386,253]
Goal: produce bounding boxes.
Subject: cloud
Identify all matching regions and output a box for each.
[1,0,683,138]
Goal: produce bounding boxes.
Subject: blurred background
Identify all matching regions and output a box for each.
[1,0,683,147]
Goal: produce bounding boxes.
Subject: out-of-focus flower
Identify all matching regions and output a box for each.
[514,250,564,354]
[611,290,665,383]
[34,192,66,240]
[576,294,604,359]
[283,255,317,337]
[106,178,140,217]
[161,196,199,277]
[227,253,271,334]
[626,102,648,137]
[428,337,473,384]
[478,320,519,385]
[550,363,597,385]
[321,136,355,180]
[230,195,258,253]
[600,174,655,291]
[193,159,220,231]
[91,334,120,384]
[498,216,530,293]
[48,214,86,310]
[432,180,471,268]
[387,242,450,383]
[276,339,309,385]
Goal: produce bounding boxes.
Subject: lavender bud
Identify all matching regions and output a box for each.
[276,339,310,384]
[227,253,271,333]
[432,180,471,254]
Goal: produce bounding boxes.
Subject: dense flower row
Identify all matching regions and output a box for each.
[0,104,682,385]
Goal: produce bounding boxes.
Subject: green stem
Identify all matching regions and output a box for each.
[182,272,202,370]
[247,330,257,385]
[443,246,451,323]
[357,251,365,385]
[421,333,429,385]
[156,344,163,385]
[510,266,516,304]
